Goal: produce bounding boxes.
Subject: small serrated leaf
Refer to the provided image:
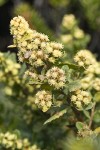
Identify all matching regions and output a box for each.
[68,81,81,92]
[29,80,42,85]
[85,102,94,110]
[19,63,26,76]
[59,62,84,71]
[83,110,90,119]
[61,65,69,72]
[44,109,67,125]
[7,53,17,62]
[94,92,100,102]
[63,85,68,95]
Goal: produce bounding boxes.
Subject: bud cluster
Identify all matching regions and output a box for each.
[24,70,39,81]
[46,67,66,89]
[78,125,93,138]
[0,52,21,96]
[93,78,100,91]
[81,75,92,90]
[74,50,96,67]
[61,14,90,52]
[85,62,100,75]
[62,14,76,30]
[73,27,85,39]
[0,132,40,150]
[71,89,91,109]
[10,16,63,67]
[35,90,52,112]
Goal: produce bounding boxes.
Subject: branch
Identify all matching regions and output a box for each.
[89,103,96,129]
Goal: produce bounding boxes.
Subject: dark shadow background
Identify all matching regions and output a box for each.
[0,0,100,57]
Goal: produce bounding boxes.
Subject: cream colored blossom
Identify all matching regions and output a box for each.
[71,89,91,109]
[46,67,66,89]
[73,28,85,39]
[92,78,100,91]
[85,62,100,75]
[10,16,63,67]
[0,131,40,150]
[62,14,76,30]
[61,34,73,43]
[81,75,93,90]
[35,90,52,112]
[74,50,96,67]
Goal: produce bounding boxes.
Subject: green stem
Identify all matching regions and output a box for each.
[89,103,96,129]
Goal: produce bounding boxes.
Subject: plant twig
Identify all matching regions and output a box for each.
[89,103,96,129]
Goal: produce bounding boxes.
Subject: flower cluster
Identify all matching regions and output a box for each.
[62,14,76,30]
[60,34,73,44]
[0,52,20,81]
[85,62,100,75]
[0,131,40,150]
[79,50,100,93]
[46,67,66,89]
[10,16,66,112]
[73,27,85,39]
[81,75,93,90]
[60,14,90,53]
[0,52,21,96]
[81,76,100,92]
[78,125,93,138]
[24,70,39,81]
[35,90,52,112]
[74,50,96,67]
[71,89,92,109]
[10,16,63,67]
[93,78,100,91]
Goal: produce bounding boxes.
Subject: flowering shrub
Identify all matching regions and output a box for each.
[0,15,100,150]
[10,15,100,124]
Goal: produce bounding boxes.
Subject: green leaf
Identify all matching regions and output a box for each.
[68,81,81,92]
[76,122,84,131]
[59,62,84,71]
[93,110,100,123]
[94,92,100,102]
[63,85,68,95]
[61,65,69,72]
[85,102,94,110]
[29,80,43,85]
[19,63,26,76]
[44,109,67,125]
[4,52,17,62]
[83,110,90,119]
